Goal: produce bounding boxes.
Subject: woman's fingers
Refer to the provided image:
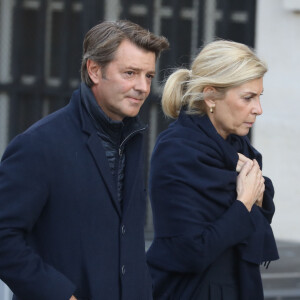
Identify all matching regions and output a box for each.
[255,175,265,207]
[236,153,252,172]
[239,160,253,176]
[236,159,265,211]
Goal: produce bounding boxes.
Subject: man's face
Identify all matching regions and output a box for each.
[89,39,156,121]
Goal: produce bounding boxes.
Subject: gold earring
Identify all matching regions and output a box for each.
[210,107,214,113]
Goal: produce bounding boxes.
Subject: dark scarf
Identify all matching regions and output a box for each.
[147,111,278,299]
[227,134,279,266]
[185,112,279,265]
[150,111,279,265]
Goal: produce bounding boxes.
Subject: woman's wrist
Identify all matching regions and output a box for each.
[237,198,252,212]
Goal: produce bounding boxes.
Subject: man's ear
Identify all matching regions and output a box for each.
[86,59,101,84]
[203,86,216,109]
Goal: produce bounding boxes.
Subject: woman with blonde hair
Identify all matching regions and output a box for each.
[146,40,279,300]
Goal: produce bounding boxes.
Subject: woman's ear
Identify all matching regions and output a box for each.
[203,86,216,110]
[86,59,101,84]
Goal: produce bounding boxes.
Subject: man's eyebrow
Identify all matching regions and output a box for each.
[125,66,156,74]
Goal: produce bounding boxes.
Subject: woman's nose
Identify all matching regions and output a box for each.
[253,99,263,115]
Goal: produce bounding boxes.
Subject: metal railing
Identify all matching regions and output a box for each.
[263,271,300,300]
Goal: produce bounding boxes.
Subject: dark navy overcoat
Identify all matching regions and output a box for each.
[0,88,152,300]
[147,112,278,300]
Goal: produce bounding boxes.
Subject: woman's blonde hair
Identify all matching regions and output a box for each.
[162,40,268,118]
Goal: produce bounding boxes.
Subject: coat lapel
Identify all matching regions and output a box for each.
[78,85,146,217]
[86,132,121,217]
[77,92,121,217]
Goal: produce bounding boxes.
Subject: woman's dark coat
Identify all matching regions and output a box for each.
[0,87,152,300]
[147,112,279,300]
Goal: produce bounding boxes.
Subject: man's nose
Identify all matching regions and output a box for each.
[135,76,149,93]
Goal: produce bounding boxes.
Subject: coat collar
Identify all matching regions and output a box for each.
[69,85,147,217]
[65,88,120,215]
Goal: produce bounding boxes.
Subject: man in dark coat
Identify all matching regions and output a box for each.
[0,20,169,300]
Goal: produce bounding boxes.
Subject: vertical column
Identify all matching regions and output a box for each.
[105,0,121,20]
[0,0,13,293]
[190,0,200,57]
[203,0,216,44]
[144,0,162,235]
[0,95,9,157]
[0,0,13,157]
[0,0,13,83]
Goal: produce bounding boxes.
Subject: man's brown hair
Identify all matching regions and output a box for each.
[81,20,169,87]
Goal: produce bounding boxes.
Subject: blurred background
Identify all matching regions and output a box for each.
[0,0,299,299]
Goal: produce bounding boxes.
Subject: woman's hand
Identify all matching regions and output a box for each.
[236,159,265,211]
[255,181,265,207]
[236,153,252,173]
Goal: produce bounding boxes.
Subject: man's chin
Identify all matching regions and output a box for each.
[126,112,140,119]
[124,108,142,118]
